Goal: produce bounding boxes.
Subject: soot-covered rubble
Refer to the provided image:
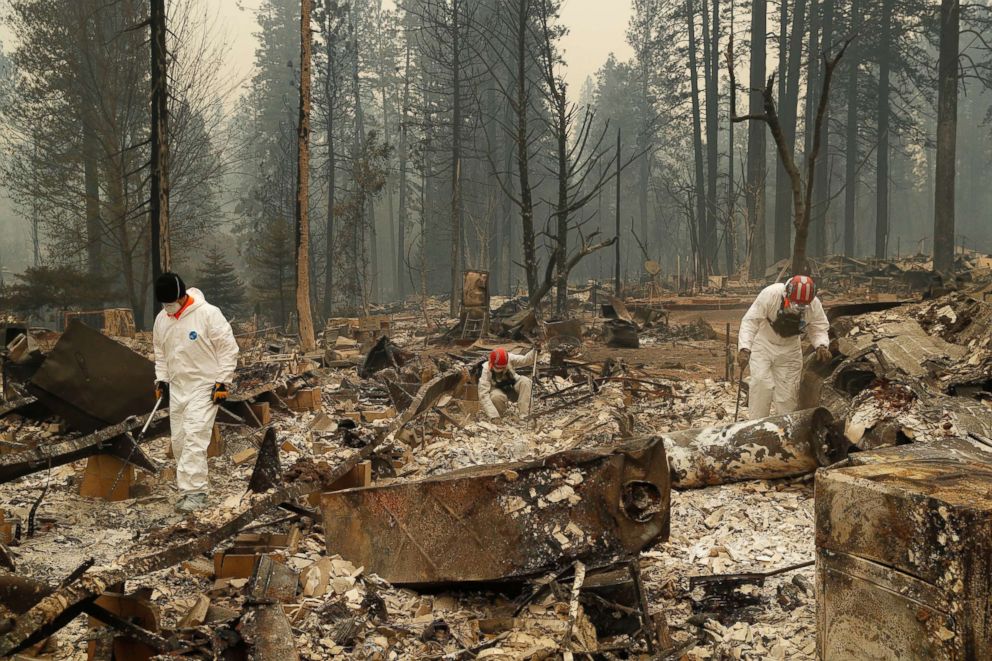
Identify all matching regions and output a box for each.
[0,287,990,660]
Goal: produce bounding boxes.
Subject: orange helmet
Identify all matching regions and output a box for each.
[489,347,509,370]
[785,275,816,306]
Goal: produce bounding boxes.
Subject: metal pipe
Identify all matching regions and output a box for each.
[663,408,849,489]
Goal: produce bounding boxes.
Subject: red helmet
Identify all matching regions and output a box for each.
[489,348,509,370]
[785,275,816,305]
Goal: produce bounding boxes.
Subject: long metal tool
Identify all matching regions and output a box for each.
[529,346,539,427]
[108,396,164,496]
[733,371,743,422]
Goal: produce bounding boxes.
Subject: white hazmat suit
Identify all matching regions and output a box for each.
[478,349,535,419]
[738,283,828,420]
[153,288,239,494]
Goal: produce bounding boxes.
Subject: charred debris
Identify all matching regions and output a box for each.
[0,267,990,659]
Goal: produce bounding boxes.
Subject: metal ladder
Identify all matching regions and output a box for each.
[460,308,489,341]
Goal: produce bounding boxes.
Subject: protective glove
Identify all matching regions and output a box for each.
[211,382,229,403]
[155,381,169,400]
[737,349,751,371]
[815,346,832,363]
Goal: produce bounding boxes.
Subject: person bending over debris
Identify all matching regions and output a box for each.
[479,347,535,420]
[738,275,830,420]
[153,272,239,513]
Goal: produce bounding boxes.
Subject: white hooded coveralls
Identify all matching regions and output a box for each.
[153,288,239,494]
[478,349,535,419]
[738,283,829,420]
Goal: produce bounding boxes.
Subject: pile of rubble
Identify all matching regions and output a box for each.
[0,274,990,659]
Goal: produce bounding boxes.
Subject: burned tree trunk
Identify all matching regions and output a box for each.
[296,0,316,351]
[553,96,569,316]
[842,0,862,257]
[811,0,834,257]
[745,0,768,277]
[664,408,849,488]
[875,0,894,259]
[397,41,411,301]
[515,0,538,301]
[321,5,343,320]
[149,0,170,289]
[449,0,464,316]
[933,0,959,275]
[702,0,720,273]
[773,0,808,263]
[687,0,708,279]
[725,0,736,274]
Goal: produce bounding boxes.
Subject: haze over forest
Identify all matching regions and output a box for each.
[0,0,988,326]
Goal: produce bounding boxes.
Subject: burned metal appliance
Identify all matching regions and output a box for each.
[321,436,670,585]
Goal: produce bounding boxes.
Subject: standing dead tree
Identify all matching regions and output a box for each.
[149,0,171,288]
[533,0,624,317]
[726,34,850,276]
[296,0,316,351]
[470,0,540,302]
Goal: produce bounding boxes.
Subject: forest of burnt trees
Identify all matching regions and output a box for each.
[0,0,991,328]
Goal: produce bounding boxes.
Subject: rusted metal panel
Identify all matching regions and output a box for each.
[405,369,466,420]
[247,555,298,604]
[28,320,156,433]
[817,550,959,660]
[321,437,670,585]
[248,604,299,660]
[663,408,849,489]
[815,455,992,660]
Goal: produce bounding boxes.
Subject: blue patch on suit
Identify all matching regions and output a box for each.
[189,330,198,340]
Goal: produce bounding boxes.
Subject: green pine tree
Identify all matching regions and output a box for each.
[196,246,247,316]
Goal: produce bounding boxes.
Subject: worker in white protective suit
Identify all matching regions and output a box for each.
[153,272,239,512]
[479,347,536,420]
[737,275,831,420]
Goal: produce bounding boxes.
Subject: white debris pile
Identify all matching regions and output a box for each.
[0,299,842,659]
[644,479,818,660]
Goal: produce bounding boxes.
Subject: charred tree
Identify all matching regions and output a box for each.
[810,0,834,257]
[727,33,850,275]
[534,0,623,315]
[397,38,412,301]
[702,0,720,272]
[149,0,171,291]
[842,0,862,257]
[322,9,338,320]
[875,0,894,259]
[296,0,316,351]
[725,0,736,274]
[516,0,538,300]
[449,0,464,315]
[933,0,959,274]
[746,0,768,277]
[687,0,708,279]
[773,0,808,263]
